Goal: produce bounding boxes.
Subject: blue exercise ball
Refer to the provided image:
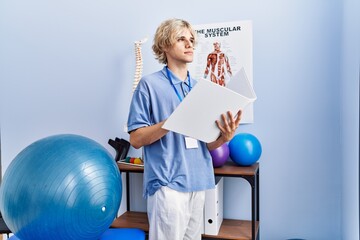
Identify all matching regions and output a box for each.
[229,133,262,166]
[0,134,122,240]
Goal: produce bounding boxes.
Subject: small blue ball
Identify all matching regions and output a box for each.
[229,133,262,166]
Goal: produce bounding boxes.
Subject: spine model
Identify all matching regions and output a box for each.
[133,38,148,92]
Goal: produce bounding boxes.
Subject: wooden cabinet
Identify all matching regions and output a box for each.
[111,162,260,240]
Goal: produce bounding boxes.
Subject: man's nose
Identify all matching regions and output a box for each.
[185,39,193,48]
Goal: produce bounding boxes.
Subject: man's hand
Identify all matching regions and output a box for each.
[215,110,242,142]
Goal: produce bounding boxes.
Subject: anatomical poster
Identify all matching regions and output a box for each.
[188,20,255,123]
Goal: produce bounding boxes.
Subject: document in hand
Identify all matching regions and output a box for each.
[162,69,257,143]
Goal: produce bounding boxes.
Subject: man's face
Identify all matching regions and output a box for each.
[165,29,195,64]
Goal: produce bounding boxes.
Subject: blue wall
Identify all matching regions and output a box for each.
[0,0,358,239]
[341,0,360,238]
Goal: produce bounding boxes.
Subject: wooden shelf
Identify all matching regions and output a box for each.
[111,211,259,240]
[115,161,260,239]
[117,161,259,177]
[111,211,149,232]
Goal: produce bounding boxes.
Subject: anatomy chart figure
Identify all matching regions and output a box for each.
[203,41,232,86]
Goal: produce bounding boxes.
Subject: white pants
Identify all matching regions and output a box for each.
[147,186,205,240]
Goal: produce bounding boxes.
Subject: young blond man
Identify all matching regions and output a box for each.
[127,18,241,240]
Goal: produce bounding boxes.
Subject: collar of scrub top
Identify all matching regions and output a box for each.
[164,66,192,102]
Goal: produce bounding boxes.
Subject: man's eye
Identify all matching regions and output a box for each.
[176,37,194,44]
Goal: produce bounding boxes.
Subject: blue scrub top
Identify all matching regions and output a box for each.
[127,67,215,198]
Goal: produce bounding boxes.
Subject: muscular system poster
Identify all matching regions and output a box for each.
[189,20,254,123]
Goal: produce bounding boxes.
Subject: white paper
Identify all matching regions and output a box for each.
[162,75,256,143]
[189,20,254,123]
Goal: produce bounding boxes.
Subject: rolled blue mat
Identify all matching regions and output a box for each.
[9,228,146,240]
[99,228,146,240]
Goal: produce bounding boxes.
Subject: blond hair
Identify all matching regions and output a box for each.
[152,18,197,64]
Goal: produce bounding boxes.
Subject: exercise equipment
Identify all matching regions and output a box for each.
[8,228,146,240]
[209,143,229,168]
[108,137,130,161]
[229,133,262,166]
[99,228,146,240]
[0,134,122,240]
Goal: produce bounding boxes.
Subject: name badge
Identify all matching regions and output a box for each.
[185,136,198,149]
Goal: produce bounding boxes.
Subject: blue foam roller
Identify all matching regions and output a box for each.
[99,228,145,240]
[9,229,146,240]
